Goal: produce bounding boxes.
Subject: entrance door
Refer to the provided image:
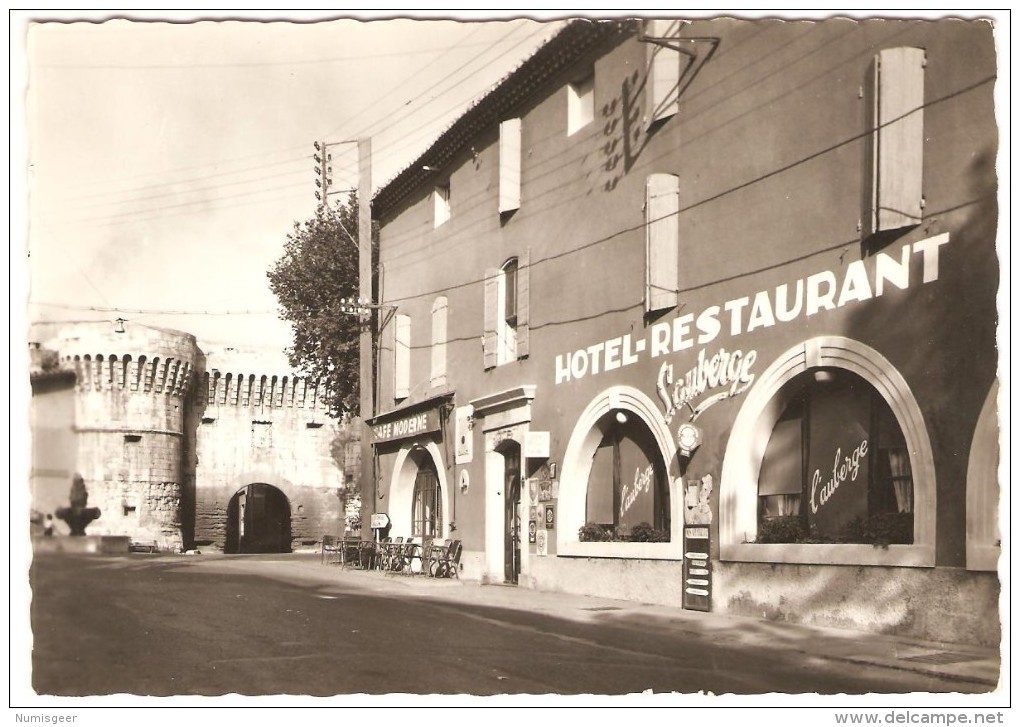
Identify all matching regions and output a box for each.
[503,444,522,584]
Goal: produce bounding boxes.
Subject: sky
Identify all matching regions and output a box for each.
[16,11,570,358]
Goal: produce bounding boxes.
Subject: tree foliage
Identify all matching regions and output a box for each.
[268,195,367,417]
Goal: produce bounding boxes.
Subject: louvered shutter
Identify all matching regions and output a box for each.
[431,297,448,387]
[866,47,925,236]
[499,118,522,214]
[394,314,410,399]
[482,269,499,369]
[645,173,680,312]
[516,249,530,359]
[646,19,682,126]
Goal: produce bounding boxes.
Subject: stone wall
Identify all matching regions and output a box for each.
[191,349,358,551]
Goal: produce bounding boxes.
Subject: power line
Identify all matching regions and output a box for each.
[35,39,525,70]
[30,301,280,316]
[37,23,552,225]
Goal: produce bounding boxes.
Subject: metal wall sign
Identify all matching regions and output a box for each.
[372,408,442,444]
[683,527,711,611]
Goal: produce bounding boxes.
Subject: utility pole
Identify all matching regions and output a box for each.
[357,138,375,537]
[313,140,355,207]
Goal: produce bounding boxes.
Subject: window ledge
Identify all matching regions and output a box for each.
[720,542,935,567]
[557,540,682,561]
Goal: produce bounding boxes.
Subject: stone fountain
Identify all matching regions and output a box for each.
[34,474,126,554]
[55,474,101,535]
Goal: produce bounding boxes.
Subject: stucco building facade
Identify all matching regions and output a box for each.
[363,18,1001,646]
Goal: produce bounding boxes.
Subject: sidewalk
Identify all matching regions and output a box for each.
[239,555,1003,690]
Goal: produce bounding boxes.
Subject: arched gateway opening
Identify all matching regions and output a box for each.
[225,483,292,553]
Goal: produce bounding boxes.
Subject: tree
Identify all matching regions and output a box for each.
[268,194,368,417]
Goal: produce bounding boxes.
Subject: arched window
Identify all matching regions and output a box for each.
[584,410,670,541]
[411,459,443,539]
[756,368,913,545]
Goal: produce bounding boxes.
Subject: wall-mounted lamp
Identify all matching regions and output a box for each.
[114,318,126,334]
[615,411,629,425]
[814,370,836,384]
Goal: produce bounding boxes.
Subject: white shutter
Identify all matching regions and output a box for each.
[499,118,522,214]
[482,269,499,370]
[516,249,530,359]
[646,19,683,126]
[867,47,925,236]
[431,297,448,388]
[645,173,680,312]
[394,314,411,400]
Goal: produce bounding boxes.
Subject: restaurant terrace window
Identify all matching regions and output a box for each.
[582,410,670,542]
[411,460,443,539]
[756,368,913,545]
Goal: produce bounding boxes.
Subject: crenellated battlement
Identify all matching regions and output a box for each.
[63,353,195,398]
[199,371,330,411]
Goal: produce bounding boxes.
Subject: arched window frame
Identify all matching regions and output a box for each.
[720,336,936,567]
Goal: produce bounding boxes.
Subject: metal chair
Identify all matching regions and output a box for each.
[427,539,451,577]
[321,535,341,565]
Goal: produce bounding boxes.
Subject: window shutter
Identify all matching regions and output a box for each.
[645,173,680,312]
[499,118,522,214]
[516,249,530,359]
[646,19,683,126]
[394,313,410,399]
[431,297,448,388]
[483,269,499,369]
[866,47,925,236]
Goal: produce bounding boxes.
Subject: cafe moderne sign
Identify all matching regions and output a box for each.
[372,408,442,444]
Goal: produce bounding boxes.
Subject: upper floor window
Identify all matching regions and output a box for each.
[567,75,594,136]
[483,253,530,369]
[864,47,925,240]
[433,183,451,228]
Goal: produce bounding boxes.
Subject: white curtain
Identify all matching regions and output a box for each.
[888,448,913,513]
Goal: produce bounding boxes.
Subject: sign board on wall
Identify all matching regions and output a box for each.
[370,513,390,530]
[524,431,550,459]
[683,527,711,612]
[372,409,442,444]
[454,405,473,464]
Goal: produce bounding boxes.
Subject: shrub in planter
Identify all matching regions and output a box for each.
[578,522,615,542]
[839,512,913,546]
[629,522,670,542]
[756,516,806,544]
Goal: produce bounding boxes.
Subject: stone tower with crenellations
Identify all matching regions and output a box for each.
[54,323,199,551]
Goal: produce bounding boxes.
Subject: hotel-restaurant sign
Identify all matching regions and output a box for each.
[372,408,442,444]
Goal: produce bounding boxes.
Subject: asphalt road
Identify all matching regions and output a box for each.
[28,553,987,696]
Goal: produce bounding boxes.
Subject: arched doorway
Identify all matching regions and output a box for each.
[225,483,292,553]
